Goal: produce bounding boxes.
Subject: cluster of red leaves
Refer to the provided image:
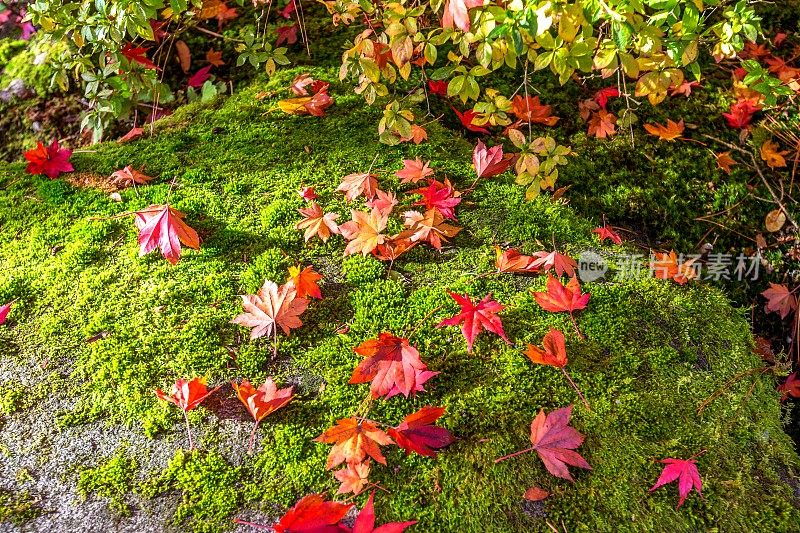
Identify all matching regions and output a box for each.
[295,137,470,261]
[240,490,416,532]
[316,330,454,495]
[279,73,334,117]
[24,139,73,179]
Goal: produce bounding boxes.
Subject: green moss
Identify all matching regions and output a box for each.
[0,489,42,525]
[142,449,240,533]
[77,450,138,516]
[0,65,797,532]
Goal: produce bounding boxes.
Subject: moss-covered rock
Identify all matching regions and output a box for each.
[0,67,798,532]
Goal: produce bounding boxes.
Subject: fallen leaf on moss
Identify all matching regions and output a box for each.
[295,202,340,242]
[644,119,684,141]
[134,204,200,265]
[334,461,371,495]
[761,282,797,319]
[760,140,789,168]
[765,208,786,232]
[315,417,395,469]
[287,265,323,299]
[438,291,509,352]
[388,406,455,457]
[714,152,737,174]
[231,280,308,339]
[110,166,154,188]
[523,487,550,501]
[650,457,702,508]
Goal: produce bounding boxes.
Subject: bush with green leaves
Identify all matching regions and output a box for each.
[24,0,771,146]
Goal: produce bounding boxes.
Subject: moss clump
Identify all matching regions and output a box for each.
[0,489,42,525]
[77,450,138,516]
[142,449,240,533]
[0,66,797,532]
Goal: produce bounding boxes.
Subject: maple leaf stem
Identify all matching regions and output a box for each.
[561,368,591,411]
[494,446,536,464]
[248,420,262,455]
[569,313,585,340]
[405,303,445,339]
[182,410,194,450]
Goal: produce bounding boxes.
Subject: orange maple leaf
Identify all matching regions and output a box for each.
[644,119,684,141]
[651,250,697,285]
[315,417,394,469]
[526,328,567,368]
[206,49,225,66]
[339,209,388,256]
[495,246,539,274]
[110,166,154,188]
[511,95,559,126]
[337,172,379,201]
[295,202,340,243]
[334,461,371,495]
[761,140,789,169]
[287,265,323,299]
[587,110,617,138]
[231,280,308,339]
[715,151,737,174]
[399,209,462,250]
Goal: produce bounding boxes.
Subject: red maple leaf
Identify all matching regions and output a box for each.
[273,494,352,533]
[495,405,591,481]
[409,178,462,220]
[437,291,510,352]
[592,225,623,245]
[495,246,539,274]
[778,372,800,402]
[24,139,73,179]
[452,107,490,134]
[0,301,12,325]
[298,185,318,201]
[134,204,201,265]
[532,276,590,338]
[155,376,221,448]
[531,250,578,277]
[276,23,299,46]
[349,333,429,399]
[722,99,761,129]
[188,65,212,88]
[365,190,398,216]
[650,457,703,508]
[532,275,590,314]
[428,80,448,97]
[155,377,220,412]
[594,87,619,110]
[350,491,417,533]
[121,43,159,70]
[388,406,455,458]
[118,127,144,143]
[761,283,797,319]
[384,368,438,399]
[473,141,513,178]
[233,377,294,452]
